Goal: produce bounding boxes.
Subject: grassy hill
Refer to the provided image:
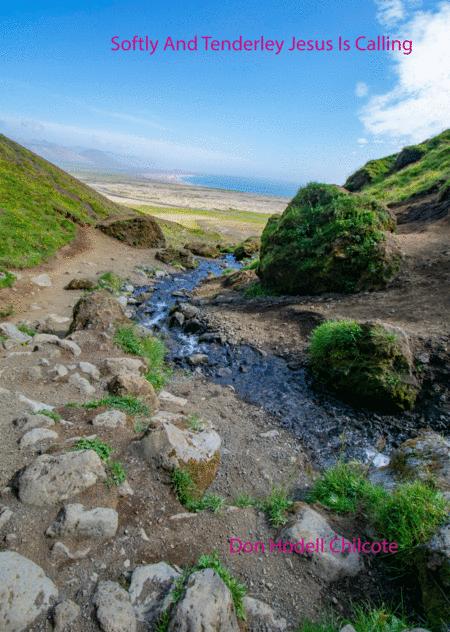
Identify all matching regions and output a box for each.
[344,129,450,204]
[0,134,124,268]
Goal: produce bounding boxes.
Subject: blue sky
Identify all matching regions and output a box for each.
[0,0,449,183]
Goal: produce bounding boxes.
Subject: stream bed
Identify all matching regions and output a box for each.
[132,256,427,468]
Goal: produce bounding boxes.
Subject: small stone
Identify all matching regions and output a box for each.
[0,506,13,530]
[69,372,96,395]
[129,562,180,625]
[94,581,137,632]
[53,599,81,631]
[79,361,100,380]
[92,409,127,429]
[50,364,69,380]
[20,427,58,449]
[51,541,91,561]
[117,480,134,497]
[46,503,118,539]
[14,413,55,432]
[188,353,209,366]
[243,596,287,630]
[159,391,188,412]
[31,273,52,287]
[59,339,81,356]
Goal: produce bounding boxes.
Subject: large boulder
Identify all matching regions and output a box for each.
[281,502,363,582]
[233,236,260,261]
[0,551,58,632]
[168,568,240,632]
[18,450,106,506]
[140,413,221,494]
[309,320,419,412]
[257,183,400,295]
[156,247,198,269]
[97,215,165,248]
[69,290,127,334]
[129,562,180,625]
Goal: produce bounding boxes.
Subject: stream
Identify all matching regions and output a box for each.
[132,255,424,468]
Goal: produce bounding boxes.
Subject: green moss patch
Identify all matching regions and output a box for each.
[257,183,400,295]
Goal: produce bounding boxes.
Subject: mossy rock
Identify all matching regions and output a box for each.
[233,236,260,261]
[309,320,419,412]
[392,145,426,172]
[98,215,165,248]
[344,155,397,191]
[155,247,198,269]
[257,183,400,295]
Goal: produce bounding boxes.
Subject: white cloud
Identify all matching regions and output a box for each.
[375,0,406,26]
[355,82,369,98]
[357,137,369,145]
[0,114,247,171]
[360,2,450,142]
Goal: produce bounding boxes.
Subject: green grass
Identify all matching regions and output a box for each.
[138,204,271,226]
[0,134,121,268]
[114,325,171,391]
[80,395,150,416]
[0,270,15,288]
[97,271,124,294]
[243,281,274,298]
[73,437,113,461]
[297,606,411,632]
[186,413,204,432]
[171,468,224,513]
[0,305,14,319]
[107,460,126,487]
[233,488,293,527]
[34,409,61,423]
[309,462,448,551]
[17,323,37,337]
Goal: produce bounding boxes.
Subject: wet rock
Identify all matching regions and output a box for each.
[79,361,100,380]
[233,236,260,261]
[178,303,200,320]
[14,413,55,432]
[46,503,118,539]
[281,502,363,581]
[53,599,81,631]
[69,372,96,395]
[129,562,180,624]
[389,432,450,492]
[0,506,13,530]
[98,215,165,248]
[141,416,220,494]
[92,409,127,428]
[94,580,137,632]
[69,290,127,334]
[156,247,198,269]
[19,427,58,449]
[0,323,32,344]
[18,450,106,506]
[102,357,147,376]
[65,278,96,290]
[188,353,209,366]
[168,568,239,632]
[169,311,185,327]
[0,551,58,632]
[184,318,205,334]
[31,273,52,287]
[243,596,287,631]
[108,372,159,409]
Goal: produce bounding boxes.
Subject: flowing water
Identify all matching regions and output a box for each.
[133,256,427,468]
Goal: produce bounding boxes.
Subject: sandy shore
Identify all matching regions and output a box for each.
[74,171,289,214]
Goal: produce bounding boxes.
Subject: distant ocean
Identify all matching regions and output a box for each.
[182,174,299,198]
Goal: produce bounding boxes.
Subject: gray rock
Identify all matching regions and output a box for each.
[108,372,159,409]
[94,581,137,632]
[0,506,13,530]
[390,432,450,492]
[14,413,55,432]
[129,562,180,624]
[168,568,240,632]
[18,450,106,506]
[33,334,81,356]
[19,427,58,449]
[178,304,200,320]
[92,409,127,429]
[50,541,91,562]
[0,551,58,632]
[79,361,100,380]
[68,372,96,395]
[117,480,134,497]
[281,502,363,581]
[17,394,53,413]
[53,600,81,631]
[31,273,52,287]
[340,626,357,632]
[188,353,209,366]
[102,357,147,376]
[243,597,287,631]
[158,390,188,412]
[0,323,32,344]
[50,364,69,380]
[47,503,118,539]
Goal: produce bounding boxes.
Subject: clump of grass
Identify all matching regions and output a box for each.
[261,487,294,527]
[221,267,235,276]
[81,395,150,416]
[242,258,259,271]
[243,281,273,298]
[234,493,257,508]
[0,305,14,319]
[73,437,126,487]
[187,413,204,432]
[171,468,224,513]
[114,325,171,391]
[97,271,123,294]
[0,270,15,288]
[154,610,171,632]
[17,323,36,337]
[194,552,247,619]
[296,619,338,632]
[34,409,61,423]
[309,462,448,551]
[296,606,412,632]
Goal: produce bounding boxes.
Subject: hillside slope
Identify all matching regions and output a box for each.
[344,129,450,204]
[0,134,125,268]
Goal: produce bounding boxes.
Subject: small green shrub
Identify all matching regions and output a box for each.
[171,468,224,513]
[107,460,126,487]
[82,395,150,416]
[261,487,294,527]
[73,438,112,461]
[296,606,412,632]
[0,270,15,288]
[34,409,61,423]
[17,323,36,337]
[187,413,204,432]
[97,272,123,294]
[242,257,259,271]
